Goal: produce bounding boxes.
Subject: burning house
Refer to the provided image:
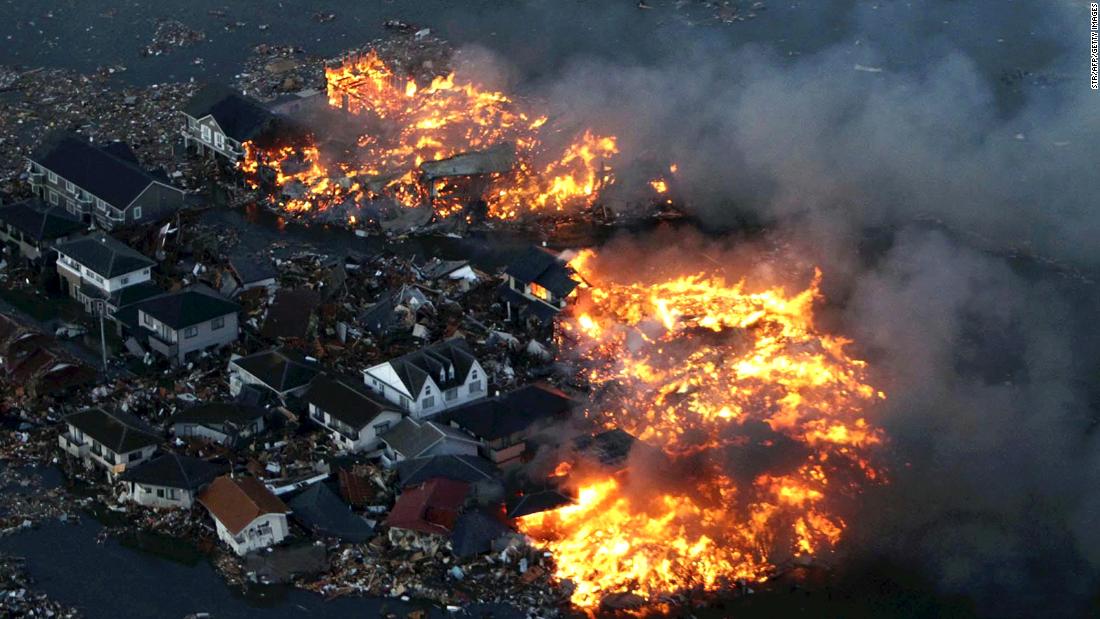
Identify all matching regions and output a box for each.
[180,85,281,164]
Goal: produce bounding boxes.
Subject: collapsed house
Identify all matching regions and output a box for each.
[198,475,291,556]
[384,477,471,551]
[287,482,374,543]
[27,131,185,230]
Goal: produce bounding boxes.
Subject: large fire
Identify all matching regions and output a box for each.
[516,249,887,610]
[241,51,620,220]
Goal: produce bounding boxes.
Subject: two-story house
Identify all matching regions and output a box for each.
[227,348,320,401]
[180,86,278,163]
[119,453,224,509]
[131,287,240,365]
[198,475,291,556]
[54,234,156,316]
[362,338,486,419]
[441,383,574,466]
[498,246,580,324]
[58,408,160,479]
[302,374,403,453]
[0,198,85,262]
[28,132,185,230]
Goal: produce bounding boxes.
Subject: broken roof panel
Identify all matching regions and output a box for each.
[262,288,320,339]
[418,142,515,180]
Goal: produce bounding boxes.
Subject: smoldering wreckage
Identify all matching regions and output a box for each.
[0,17,888,619]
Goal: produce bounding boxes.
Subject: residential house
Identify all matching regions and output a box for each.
[169,402,267,446]
[180,86,278,163]
[302,374,403,453]
[198,475,291,556]
[58,408,159,478]
[132,287,240,365]
[261,288,320,340]
[505,486,573,519]
[0,198,85,262]
[450,509,512,558]
[54,234,155,316]
[384,477,470,550]
[227,348,320,400]
[228,254,278,295]
[119,453,223,509]
[498,246,580,324]
[288,482,374,542]
[28,131,185,230]
[441,383,574,465]
[362,337,486,419]
[379,417,481,466]
[394,455,501,502]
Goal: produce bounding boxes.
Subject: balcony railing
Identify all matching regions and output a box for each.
[58,433,89,457]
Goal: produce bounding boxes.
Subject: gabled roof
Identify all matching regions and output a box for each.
[384,477,470,536]
[230,348,320,393]
[378,337,478,396]
[381,418,480,460]
[0,198,84,242]
[394,455,500,488]
[450,509,510,557]
[64,408,159,454]
[30,132,163,208]
[441,383,573,441]
[288,482,374,542]
[504,246,578,297]
[198,475,289,536]
[170,401,266,428]
[136,288,239,330]
[119,453,224,491]
[55,234,154,279]
[182,85,276,143]
[506,486,573,519]
[302,374,397,430]
[229,254,278,285]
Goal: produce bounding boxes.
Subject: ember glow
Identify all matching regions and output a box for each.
[241,51,618,219]
[516,249,887,610]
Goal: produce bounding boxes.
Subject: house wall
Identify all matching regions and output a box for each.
[141,310,239,365]
[364,358,487,420]
[214,513,288,556]
[118,183,185,228]
[129,482,196,509]
[172,417,264,446]
[62,423,157,479]
[28,162,95,221]
[182,115,245,162]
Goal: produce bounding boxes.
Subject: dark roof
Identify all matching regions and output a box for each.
[31,132,161,208]
[573,428,639,468]
[262,288,320,339]
[229,254,278,285]
[182,85,276,142]
[506,487,573,519]
[384,478,470,536]
[381,418,479,460]
[359,293,401,337]
[497,285,561,323]
[504,246,578,297]
[135,288,239,329]
[288,482,374,542]
[302,374,397,430]
[395,455,500,488]
[119,453,223,491]
[0,199,84,242]
[382,338,478,396]
[110,281,164,309]
[64,408,159,454]
[442,383,573,441]
[55,234,154,279]
[198,475,289,536]
[450,509,510,557]
[231,349,320,393]
[171,401,266,427]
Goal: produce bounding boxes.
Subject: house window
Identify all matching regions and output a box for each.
[167,488,178,500]
[121,277,130,285]
[132,206,143,220]
[96,198,106,211]
[211,316,225,330]
[183,326,198,339]
[48,191,59,205]
[445,388,457,401]
[65,180,74,193]
[143,313,155,327]
[201,125,212,142]
[47,171,57,183]
[469,380,483,394]
[214,132,225,149]
[373,421,391,435]
[422,396,435,409]
[103,451,115,464]
[156,488,165,498]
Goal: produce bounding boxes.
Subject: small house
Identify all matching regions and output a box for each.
[498,246,579,324]
[119,453,223,509]
[58,408,159,478]
[442,383,574,465]
[362,337,486,419]
[198,475,290,556]
[0,198,85,262]
[302,374,403,453]
[54,234,155,316]
[380,417,481,465]
[169,402,267,446]
[227,348,320,401]
[132,287,240,365]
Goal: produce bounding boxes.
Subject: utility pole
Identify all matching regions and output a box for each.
[96,300,107,374]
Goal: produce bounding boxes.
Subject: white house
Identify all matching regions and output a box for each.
[198,475,290,556]
[227,348,321,400]
[302,374,403,453]
[54,234,156,316]
[362,338,486,419]
[119,453,223,509]
[58,408,159,479]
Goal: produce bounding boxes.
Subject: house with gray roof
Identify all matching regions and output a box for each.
[180,85,278,163]
[362,337,486,419]
[379,417,480,466]
[498,246,580,325]
[169,402,267,447]
[133,286,240,365]
[54,234,155,316]
[441,383,574,465]
[0,198,85,262]
[228,348,320,401]
[27,132,184,230]
[58,408,160,479]
[302,374,402,453]
[120,453,224,509]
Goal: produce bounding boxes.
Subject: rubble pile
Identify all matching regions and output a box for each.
[233,44,325,101]
[141,20,207,57]
[0,554,81,618]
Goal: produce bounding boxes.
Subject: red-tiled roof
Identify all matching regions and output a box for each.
[198,475,289,535]
[384,477,470,536]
